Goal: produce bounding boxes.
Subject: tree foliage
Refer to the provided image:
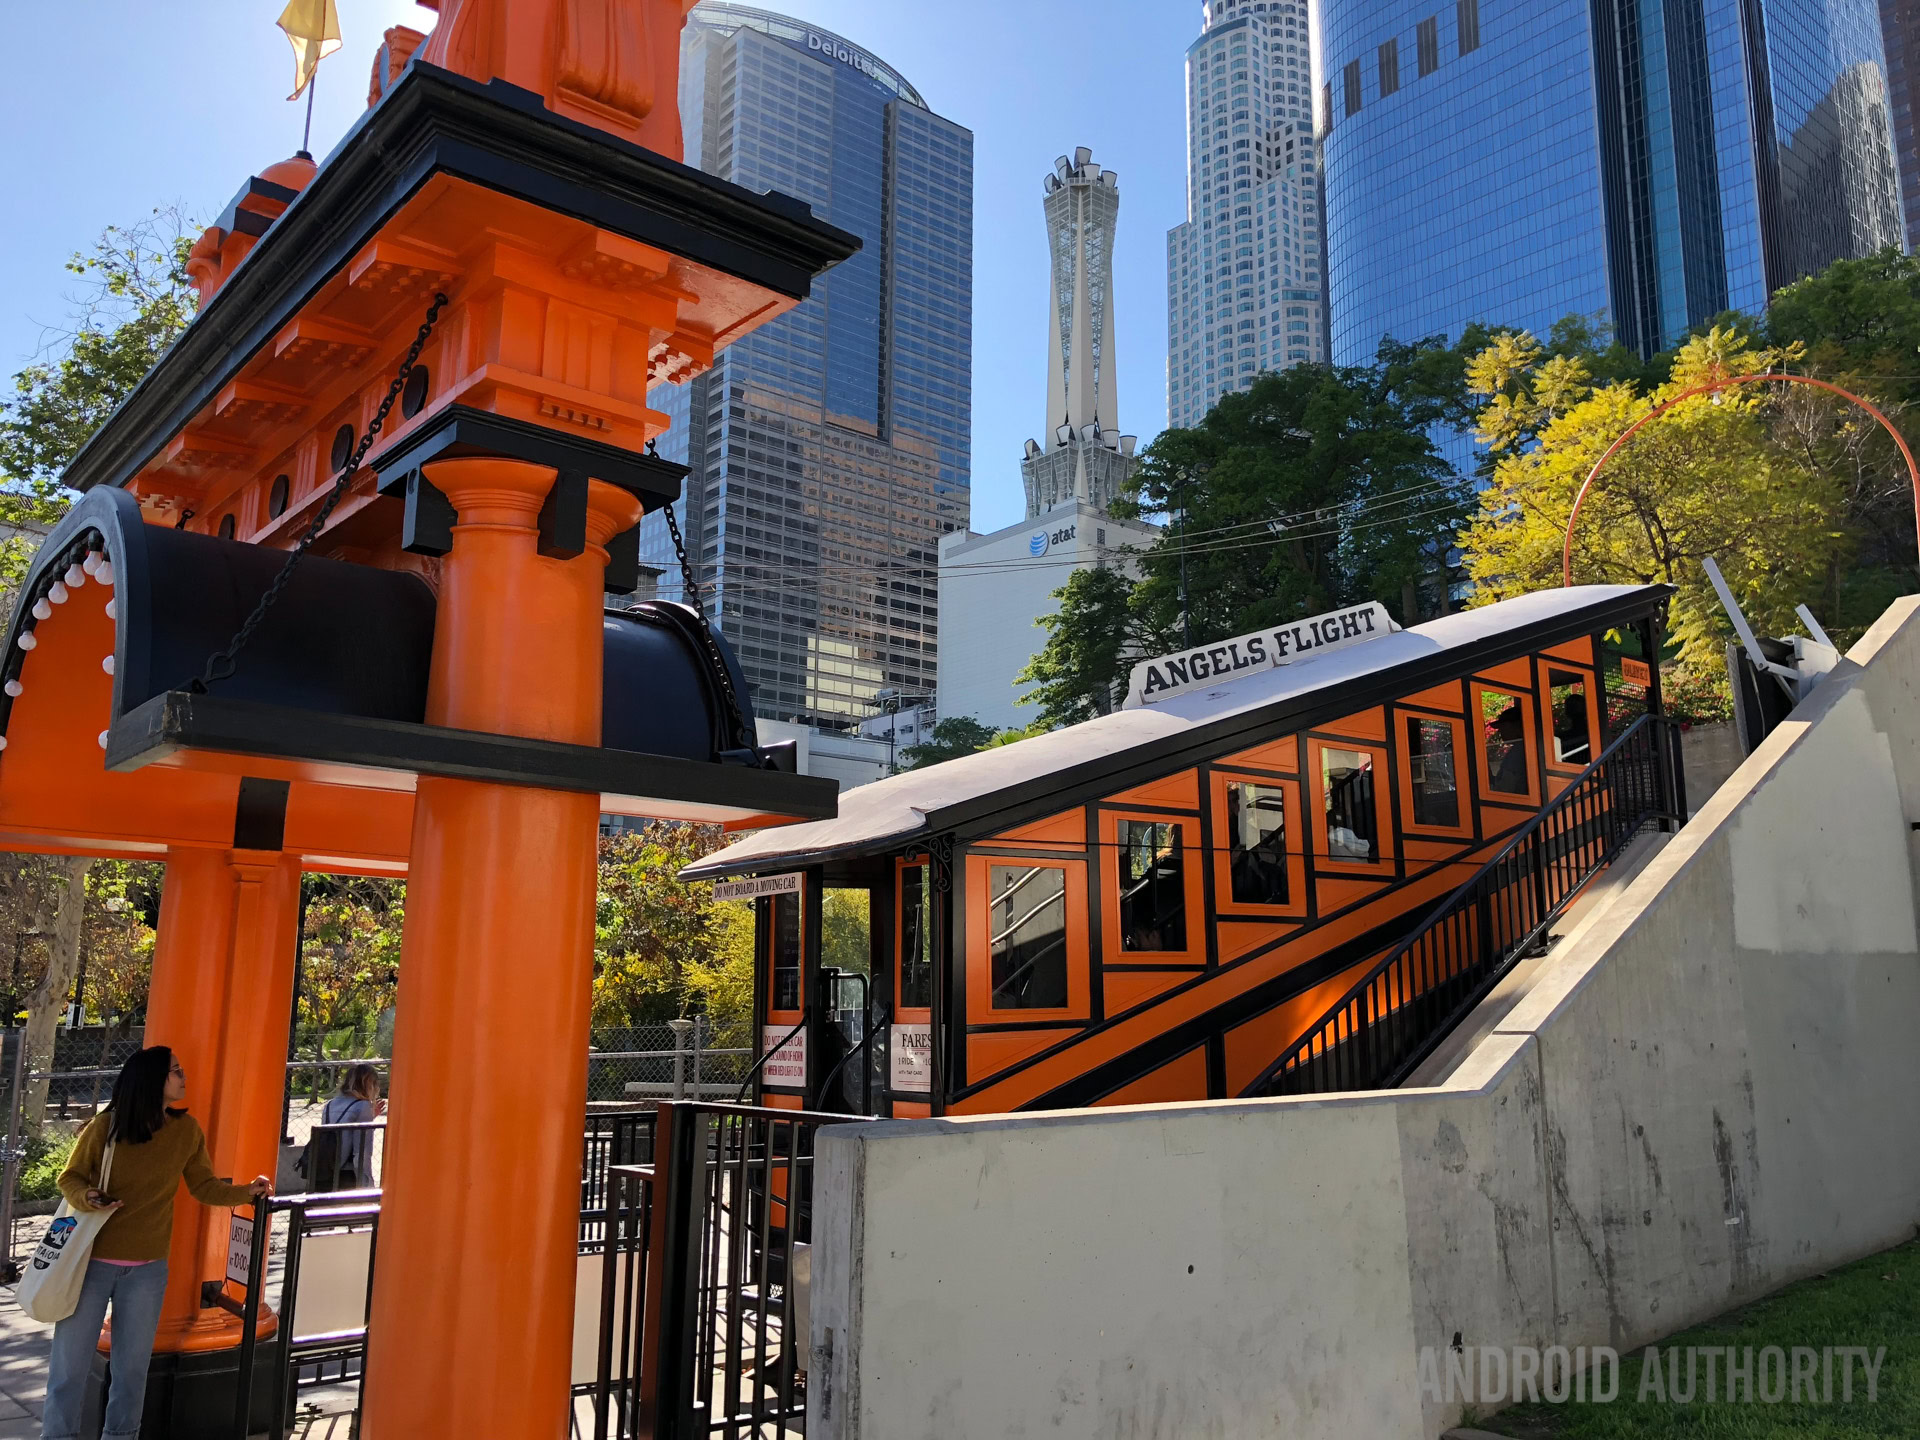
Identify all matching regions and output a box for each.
[592,823,760,1039]
[1763,246,1920,628]
[899,716,1000,769]
[1458,324,1845,668]
[899,715,1050,767]
[1018,360,1470,728]
[822,889,870,974]
[0,211,196,591]
[297,877,405,1058]
[1014,566,1146,727]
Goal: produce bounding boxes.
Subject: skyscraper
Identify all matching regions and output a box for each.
[1324,0,1906,369]
[1022,148,1140,516]
[642,4,973,728]
[1165,0,1328,433]
[938,147,1158,733]
[1881,0,1920,249]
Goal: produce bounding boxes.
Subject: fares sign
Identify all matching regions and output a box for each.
[890,1023,932,1092]
[1123,601,1399,709]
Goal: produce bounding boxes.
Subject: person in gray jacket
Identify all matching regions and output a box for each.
[321,1064,385,1190]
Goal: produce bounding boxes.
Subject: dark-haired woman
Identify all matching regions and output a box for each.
[41,1046,270,1440]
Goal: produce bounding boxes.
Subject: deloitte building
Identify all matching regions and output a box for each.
[642,4,973,729]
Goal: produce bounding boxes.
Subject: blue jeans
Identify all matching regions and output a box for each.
[43,1259,167,1440]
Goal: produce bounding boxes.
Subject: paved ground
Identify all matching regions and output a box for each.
[0,1285,57,1438]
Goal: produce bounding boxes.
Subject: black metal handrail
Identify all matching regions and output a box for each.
[1243,711,1686,1098]
[597,1100,876,1440]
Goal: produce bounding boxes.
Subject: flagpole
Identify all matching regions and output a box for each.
[301,70,316,158]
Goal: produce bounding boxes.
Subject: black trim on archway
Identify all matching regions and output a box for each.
[1,487,833,819]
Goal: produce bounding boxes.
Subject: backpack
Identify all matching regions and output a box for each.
[295,1100,347,1190]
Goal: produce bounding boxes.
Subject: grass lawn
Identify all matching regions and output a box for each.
[1471,1235,1920,1438]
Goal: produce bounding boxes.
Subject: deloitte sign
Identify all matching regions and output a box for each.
[807,31,888,84]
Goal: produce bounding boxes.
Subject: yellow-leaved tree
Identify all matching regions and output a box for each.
[1458,324,1847,668]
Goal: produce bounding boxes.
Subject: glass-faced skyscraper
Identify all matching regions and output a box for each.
[1323,0,1905,367]
[643,4,973,727]
[1880,0,1920,248]
[1165,0,1329,432]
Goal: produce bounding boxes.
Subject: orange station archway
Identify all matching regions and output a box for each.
[1,2,857,1434]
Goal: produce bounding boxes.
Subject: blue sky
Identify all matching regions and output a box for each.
[0,0,1201,535]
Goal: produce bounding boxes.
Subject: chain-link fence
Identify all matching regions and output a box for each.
[584,1017,750,1105]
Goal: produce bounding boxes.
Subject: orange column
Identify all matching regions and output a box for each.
[142,845,301,1352]
[361,459,639,1440]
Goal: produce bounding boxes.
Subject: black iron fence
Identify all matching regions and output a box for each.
[591,1101,876,1440]
[219,1107,663,1438]
[1247,712,1686,1098]
[228,1187,383,1440]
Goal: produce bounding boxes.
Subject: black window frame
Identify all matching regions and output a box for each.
[1226,781,1291,907]
[987,864,1070,1011]
[1115,819,1189,953]
[1458,0,1481,54]
[1418,17,1439,75]
[898,862,934,1012]
[1403,715,1463,829]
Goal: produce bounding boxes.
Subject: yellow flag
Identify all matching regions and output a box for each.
[277,0,343,101]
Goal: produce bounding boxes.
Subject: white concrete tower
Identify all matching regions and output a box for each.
[1023,147,1139,518]
[1165,0,1327,433]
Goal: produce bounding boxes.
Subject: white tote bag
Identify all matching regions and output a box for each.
[16,1137,116,1324]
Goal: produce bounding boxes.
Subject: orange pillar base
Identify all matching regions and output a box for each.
[361,459,638,1439]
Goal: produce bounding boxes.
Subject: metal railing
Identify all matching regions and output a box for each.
[228,1187,383,1440]
[593,1101,876,1440]
[582,1110,659,1249]
[1244,712,1686,1098]
[216,1107,667,1439]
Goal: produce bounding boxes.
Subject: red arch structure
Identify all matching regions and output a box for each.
[1561,371,1920,586]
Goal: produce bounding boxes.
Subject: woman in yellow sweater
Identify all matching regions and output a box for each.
[42,1047,271,1440]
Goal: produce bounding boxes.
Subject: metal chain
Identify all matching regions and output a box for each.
[654,476,752,751]
[661,498,701,608]
[191,292,450,694]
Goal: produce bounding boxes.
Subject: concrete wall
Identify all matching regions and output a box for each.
[808,597,1920,1440]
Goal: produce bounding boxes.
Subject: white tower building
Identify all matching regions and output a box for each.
[1165,0,1327,432]
[1022,147,1139,518]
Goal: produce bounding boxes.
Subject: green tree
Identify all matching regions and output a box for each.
[1015,566,1144,727]
[0,211,196,591]
[297,877,405,1059]
[79,861,162,1025]
[1120,363,1468,641]
[899,716,1000,769]
[1020,361,1469,722]
[1764,246,1920,628]
[1458,324,1845,669]
[822,889,871,974]
[593,824,732,1027]
[684,901,756,1046]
